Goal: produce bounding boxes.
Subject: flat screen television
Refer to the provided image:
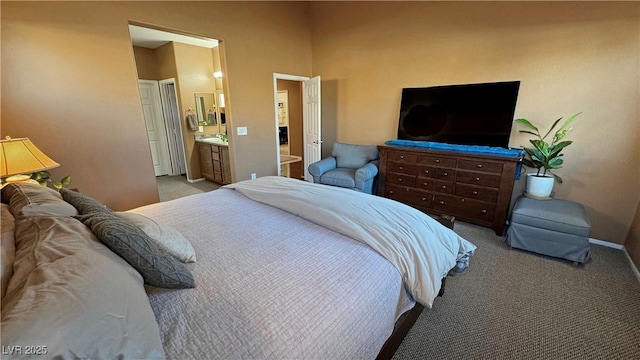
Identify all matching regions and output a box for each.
[397,81,520,148]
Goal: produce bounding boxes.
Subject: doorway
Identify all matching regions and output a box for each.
[273,74,322,181]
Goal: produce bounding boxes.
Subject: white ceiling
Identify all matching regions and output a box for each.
[128,25,218,49]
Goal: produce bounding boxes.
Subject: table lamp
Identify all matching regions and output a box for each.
[0,137,59,184]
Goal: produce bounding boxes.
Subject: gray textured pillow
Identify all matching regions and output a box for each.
[1,182,78,217]
[77,212,195,289]
[332,142,379,169]
[116,212,196,263]
[60,187,111,215]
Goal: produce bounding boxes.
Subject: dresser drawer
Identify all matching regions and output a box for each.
[387,162,417,175]
[434,180,454,194]
[387,151,418,163]
[384,184,414,203]
[417,165,436,179]
[458,159,502,174]
[433,194,496,220]
[211,150,221,161]
[386,173,416,187]
[416,178,435,191]
[435,168,456,180]
[418,155,456,168]
[455,183,499,203]
[405,189,433,209]
[456,171,501,188]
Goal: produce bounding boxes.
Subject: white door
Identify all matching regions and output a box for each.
[303,76,321,182]
[139,80,171,176]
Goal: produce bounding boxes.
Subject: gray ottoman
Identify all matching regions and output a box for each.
[505,197,591,264]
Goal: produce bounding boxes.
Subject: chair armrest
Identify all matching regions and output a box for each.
[355,161,379,182]
[308,157,337,178]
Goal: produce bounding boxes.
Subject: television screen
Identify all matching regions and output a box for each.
[397,81,520,148]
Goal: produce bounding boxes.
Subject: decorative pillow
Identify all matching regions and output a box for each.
[116,212,196,263]
[1,182,78,217]
[2,214,164,359]
[1,204,15,300]
[60,187,111,215]
[77,212,195,289]
[332,142,379,169]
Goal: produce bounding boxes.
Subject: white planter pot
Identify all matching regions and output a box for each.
[525,173,555,198]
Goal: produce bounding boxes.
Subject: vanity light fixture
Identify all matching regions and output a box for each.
[213,71,223,79]
[0,137,59,182]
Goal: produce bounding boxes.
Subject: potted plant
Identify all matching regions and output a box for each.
[515,112,581,198]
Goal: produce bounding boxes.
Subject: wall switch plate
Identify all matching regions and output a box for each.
[198,125,204,132]
[250,173,256,179]
[237,127,248,136]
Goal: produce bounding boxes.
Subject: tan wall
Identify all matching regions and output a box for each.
[625,203,640,270]
[1,1,312,210]
[132,46,159,80]
[311,1,640,244]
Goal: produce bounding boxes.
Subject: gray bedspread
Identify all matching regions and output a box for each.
[130,188,414,359]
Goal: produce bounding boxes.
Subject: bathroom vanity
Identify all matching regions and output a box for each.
[197,138,231,185]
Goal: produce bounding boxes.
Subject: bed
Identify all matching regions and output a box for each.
[0,177,475,359]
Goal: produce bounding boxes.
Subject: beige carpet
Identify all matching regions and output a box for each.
[393,222,640,359]
[155,175,219,202]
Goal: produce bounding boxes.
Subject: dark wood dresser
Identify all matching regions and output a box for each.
[378,145,522,235]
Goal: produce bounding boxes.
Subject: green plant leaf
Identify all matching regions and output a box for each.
[61,176,71,185]
[548,141,572,158]
[547,157,564,169]
[519,130,539,137]
[542,117,563,140]
[514,118,539,133]
[547,170,563,184]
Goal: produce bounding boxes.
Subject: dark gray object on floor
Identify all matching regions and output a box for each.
[505,196,592,264]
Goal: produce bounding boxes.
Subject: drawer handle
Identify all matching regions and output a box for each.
[439,201,445,205]
[389,190,394,195]
[424,170,430,174]
[472,191,479,195]
[461,198,465,202]
[477,164,483,168]
[400,155,404,159]
[435,159,440,163]
[422,197,426,201]
[481,209,487,213]
[441,185,447,189]
[443,172,448,176]
[398,178,403,182]
[475,177,480,181]
[399,166,404,170]
[423,182,428,186]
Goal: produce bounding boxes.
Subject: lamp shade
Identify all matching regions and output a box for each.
[0,137,59,178]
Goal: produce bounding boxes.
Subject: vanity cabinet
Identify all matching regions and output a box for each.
[198,142,231,185]
[378,145,521,235]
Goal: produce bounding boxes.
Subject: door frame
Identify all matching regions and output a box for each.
[273,73,318,178]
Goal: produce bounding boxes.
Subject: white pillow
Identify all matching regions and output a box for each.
[116,212,196,263]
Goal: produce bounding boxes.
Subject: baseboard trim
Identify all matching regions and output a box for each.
[589,238,624,250]
[188,178,205,183]
[622,246,640,285]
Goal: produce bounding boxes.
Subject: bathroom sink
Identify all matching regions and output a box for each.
[198,137,228,145]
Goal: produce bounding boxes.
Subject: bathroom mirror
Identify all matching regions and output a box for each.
[194,92,216,126]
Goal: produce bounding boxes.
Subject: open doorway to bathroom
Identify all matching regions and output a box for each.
[128,23,229,200]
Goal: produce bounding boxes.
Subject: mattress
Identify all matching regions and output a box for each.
[130,188,415,359]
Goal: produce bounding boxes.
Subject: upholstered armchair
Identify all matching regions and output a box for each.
[308,142,380,194]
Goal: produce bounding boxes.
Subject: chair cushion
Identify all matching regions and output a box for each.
[511,197,591,237]
[320,168,357,189]
[332,143,379,169]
